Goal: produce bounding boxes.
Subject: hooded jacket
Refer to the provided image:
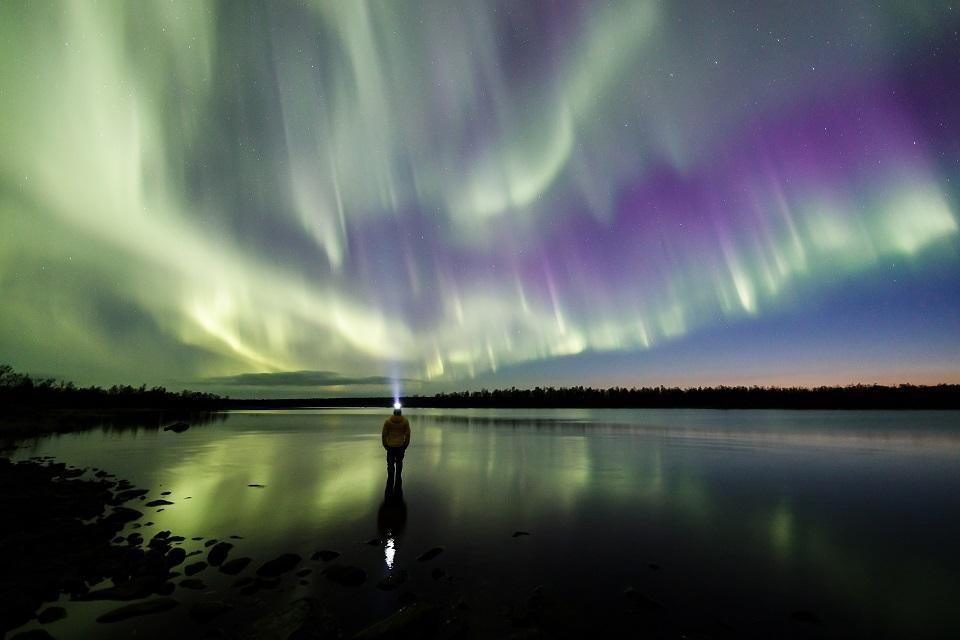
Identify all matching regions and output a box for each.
[382,415,411,449]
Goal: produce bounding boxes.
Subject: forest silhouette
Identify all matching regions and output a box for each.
[3,364,958,411]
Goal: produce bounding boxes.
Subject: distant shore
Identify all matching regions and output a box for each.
[227,384,960,411]
[7,387,960,415]
[4,366,960,428]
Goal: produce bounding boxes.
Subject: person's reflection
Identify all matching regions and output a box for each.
[378,478,407,570]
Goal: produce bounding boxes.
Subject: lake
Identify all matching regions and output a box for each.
[10,408,960,638]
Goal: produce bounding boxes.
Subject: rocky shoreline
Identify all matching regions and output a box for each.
[0,457,483,640]
[0,455,828,639]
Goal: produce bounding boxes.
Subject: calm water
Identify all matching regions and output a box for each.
[10,408,960,638]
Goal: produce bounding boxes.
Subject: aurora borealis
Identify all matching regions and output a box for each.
[1,1,959,396]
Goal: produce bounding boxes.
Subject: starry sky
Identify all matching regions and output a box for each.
[2,1,959,398]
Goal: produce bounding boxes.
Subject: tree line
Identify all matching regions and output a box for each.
[3,364,958,410]
[233,383,960,410]
[0,364,222,410]
[415,384,960,409]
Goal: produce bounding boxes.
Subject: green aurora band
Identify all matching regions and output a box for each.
[1,1,959,394]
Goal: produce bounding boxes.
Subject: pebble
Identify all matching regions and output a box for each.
[207,542,233,567]
[256,553,302,577]
[416,547,444,562]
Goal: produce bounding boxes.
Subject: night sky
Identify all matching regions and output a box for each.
[2,1,959,397]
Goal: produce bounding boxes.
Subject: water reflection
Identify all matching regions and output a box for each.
[377,481,407,571]
[10,408,960,638]
[0,410,227,452]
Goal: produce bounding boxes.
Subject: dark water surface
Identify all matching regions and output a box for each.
[10,408,960,638]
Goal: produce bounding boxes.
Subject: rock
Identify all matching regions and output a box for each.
[168,535,185,543]
[247,484,265,488]
[77,574,169,601]
[165,547,187,567]
[185,561,207,576]
[219,557,251,575]
[161,491,171,495]
[311,549,340,562]
[154,530,171,539]
[323,564,367,587]
[511,531,531,537]
[431,568,445,580]
[231,577,254,589]
[416,547,444,562]
[126,532,144,545]
[192,536,204,540]
[256,553,301,577]
[179,578,206,590]
[354,602,439,639]
[37,605,67,624]
[163,422,190,433]
[648,563,661,571]
[96,597,179,623]
[204,539,218,547]
[62,577,88,598]
[145,499,173,507]
[103,507,143,525]
[207,542,233,567]
[254,576,281,590]
[792,610,822,624]
[11,631,57,640]
[296,568,312,577]
[2,595,35,631]
[364,537,382,546]
[190,600,235,623]
[149,537,171,552]
[229,535,243,539]
[112,488,148,503]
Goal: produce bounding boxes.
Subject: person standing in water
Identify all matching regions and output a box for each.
[382,403,411,491]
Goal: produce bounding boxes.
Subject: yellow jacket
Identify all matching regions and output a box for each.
[382,415,410,449]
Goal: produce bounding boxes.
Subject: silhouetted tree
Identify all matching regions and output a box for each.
[1,364,221,410]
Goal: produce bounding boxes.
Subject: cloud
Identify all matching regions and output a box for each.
[205,370,419,388]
